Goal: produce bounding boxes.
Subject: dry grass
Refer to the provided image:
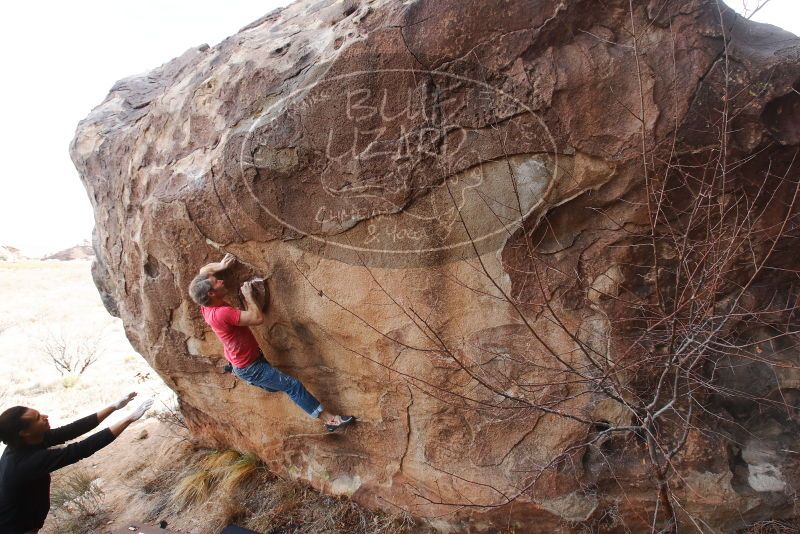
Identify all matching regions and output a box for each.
[170,449,261,510]
[50,469,103,510]
[48,469,108,534]
[131,447,425,533]
[200,449,243,479]
[171,469,213,509]
[217,453,261,496]
[167,448,262,529]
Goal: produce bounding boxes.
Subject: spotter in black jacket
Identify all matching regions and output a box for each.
[0,414,115,533]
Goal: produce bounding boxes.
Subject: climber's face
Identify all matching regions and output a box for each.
[19,408,50,444]
[208,275,227,299]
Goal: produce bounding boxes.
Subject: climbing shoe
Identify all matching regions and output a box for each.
[325,415,356,432]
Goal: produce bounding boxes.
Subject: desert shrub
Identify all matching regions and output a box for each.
[50,469,103,511]
[155,406,186,428]
[48,469,108,534]
[154,394,189,436]
[38,329,103,376]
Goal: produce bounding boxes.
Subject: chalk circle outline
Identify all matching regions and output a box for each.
[238,68,559,256]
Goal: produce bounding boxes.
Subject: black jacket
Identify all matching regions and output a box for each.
[0,414,115,533]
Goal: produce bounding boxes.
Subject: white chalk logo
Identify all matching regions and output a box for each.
[237,67,558,266]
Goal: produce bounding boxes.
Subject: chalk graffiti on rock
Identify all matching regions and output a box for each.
[238,67,557,264]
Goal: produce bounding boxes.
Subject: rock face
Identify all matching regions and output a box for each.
[71,0,800,531]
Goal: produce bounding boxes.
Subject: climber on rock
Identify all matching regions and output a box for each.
[189,253,355,433]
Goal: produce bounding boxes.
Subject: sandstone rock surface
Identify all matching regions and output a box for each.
[72,0,800,531]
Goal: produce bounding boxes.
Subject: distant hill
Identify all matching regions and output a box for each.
[43,241,94,261]
[0,245,30,261]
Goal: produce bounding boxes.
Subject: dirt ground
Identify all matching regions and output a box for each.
[41,415,424,534]
[43,418,195,533]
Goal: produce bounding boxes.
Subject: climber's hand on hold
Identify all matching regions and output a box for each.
[199,253,236,276]
[220,253,236,270]
[238,281,265,326]
[241,280,255,300]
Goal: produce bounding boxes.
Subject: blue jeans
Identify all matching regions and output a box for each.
[234,356,323,418]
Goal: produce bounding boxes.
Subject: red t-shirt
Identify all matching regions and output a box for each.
[200,304,260,368]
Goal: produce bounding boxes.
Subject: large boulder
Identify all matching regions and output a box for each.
[71,0,800,531]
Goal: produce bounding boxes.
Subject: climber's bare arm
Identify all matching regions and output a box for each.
[199,253,236,276]
[238,281,264,326]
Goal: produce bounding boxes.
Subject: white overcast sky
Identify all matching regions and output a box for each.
[0,1,797,257]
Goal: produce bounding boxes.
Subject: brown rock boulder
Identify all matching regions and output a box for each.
[71,0,800,531]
